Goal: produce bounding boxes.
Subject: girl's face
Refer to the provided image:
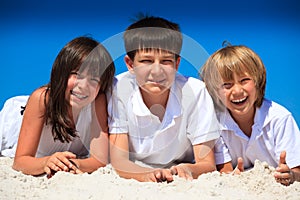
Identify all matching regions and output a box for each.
[66,69,101,110]
[126,50,179,96]
[218,72,257,120]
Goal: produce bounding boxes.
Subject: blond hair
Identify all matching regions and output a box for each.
[200,45,266,111]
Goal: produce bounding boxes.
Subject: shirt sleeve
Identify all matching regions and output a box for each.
[107,78,129,134]
[274,114,300,168]
[214,136,232,165]
[186,81,221,144]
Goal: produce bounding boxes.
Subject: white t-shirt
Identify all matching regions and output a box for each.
[0,95,29,157]
[215,99,300,169]
[108,72,220,168]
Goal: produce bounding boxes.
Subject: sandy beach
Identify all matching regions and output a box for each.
[0,157,299,200]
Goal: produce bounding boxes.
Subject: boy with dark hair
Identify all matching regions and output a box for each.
[108,16,220,182]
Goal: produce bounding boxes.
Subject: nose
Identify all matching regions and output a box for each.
[150,62,161,75]
[231,83,243,94]
[77,77,89,89]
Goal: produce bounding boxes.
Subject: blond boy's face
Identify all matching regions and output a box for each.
[126,50,179,96]
[218,72,257,120]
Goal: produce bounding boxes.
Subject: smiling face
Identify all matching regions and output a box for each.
[218,71,257,120]
[126,49,179,96]
[66,69,101,111]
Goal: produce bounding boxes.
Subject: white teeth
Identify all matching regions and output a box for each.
[232,97,247,103]
[71,90,88,99]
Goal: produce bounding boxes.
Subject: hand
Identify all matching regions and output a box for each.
[274,151,295,186]
[170,164,193,180]
[232,157,244,175]
[68,159,83,175]
[44,151,79,178]
[144,169,174,183]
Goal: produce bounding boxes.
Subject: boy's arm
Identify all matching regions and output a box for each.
[217,162,234,173]
[170,140,217,179]
[109,133,173,182]
[274,151,300,186]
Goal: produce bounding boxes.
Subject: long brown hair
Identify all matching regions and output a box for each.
[44,36,115,142]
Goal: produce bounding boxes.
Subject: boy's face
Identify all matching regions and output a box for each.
[218,72,257,120]
[126,49,179,96]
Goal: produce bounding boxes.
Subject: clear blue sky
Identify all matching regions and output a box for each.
[1,0,300,124]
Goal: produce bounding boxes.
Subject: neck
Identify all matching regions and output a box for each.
[140,89,170,121]
[230,107,256,137]
[69,107,80,124]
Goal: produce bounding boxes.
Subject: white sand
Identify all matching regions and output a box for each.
[0,157,299,200]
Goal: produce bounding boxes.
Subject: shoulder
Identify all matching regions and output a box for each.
[111,71,136,98]
[28,87,48,103]
[174,74,206,93]
[261,99,291,117]
[30,87,48,99]
[115,71,135,84]
[112,72,135,90]
[26,87,48,111]
[259,99,294,126]
[173,75,213,108]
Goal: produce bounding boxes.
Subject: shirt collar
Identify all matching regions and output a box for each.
[131,77,183,119]
[217,99,271,132]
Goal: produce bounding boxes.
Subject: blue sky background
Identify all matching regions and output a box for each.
[1,0,300,124]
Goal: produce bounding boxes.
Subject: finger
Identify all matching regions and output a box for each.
[45,165,57,179]
[232,168,241,175]
[274,171,290,179]
[69,159,79,171]
[44,166,52,177]
[274,176,291,186]
[237,157,244,172]
[162,169,174,182]
[55,153,76,171]
[154,171,163,182]
[176,167,192,180]
[48,157,64,171]
[170,166,178,175]
[55,157,70,172]
[62,151,77,159]
[75,168,84,174]
[279,151,286,165]
[276,151,290,173]
[146,172,158,182]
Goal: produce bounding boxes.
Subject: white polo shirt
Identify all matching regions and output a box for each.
[215,99,300,169]
[108,72,220,168]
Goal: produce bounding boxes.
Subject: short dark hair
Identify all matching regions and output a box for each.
[124,16,182,60]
